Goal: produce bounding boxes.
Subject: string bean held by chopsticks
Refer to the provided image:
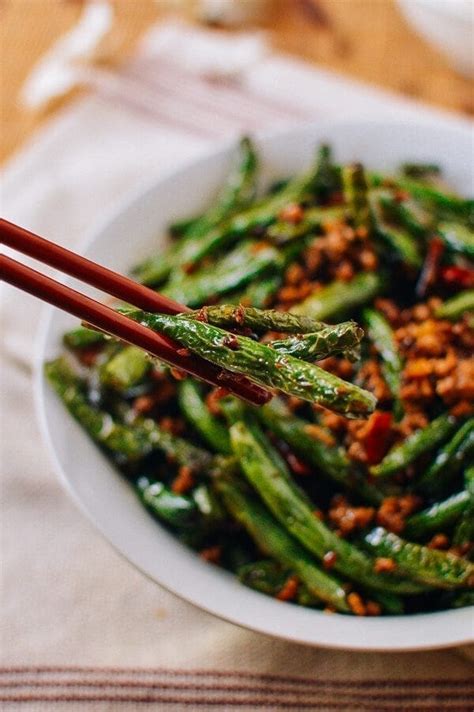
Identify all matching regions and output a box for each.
[370,413,458,478]
[364,527,474,589]
[270,322,363,362]
[126,310,376,417]
[212,460,351,612]
[228,416,423,595]
[185,305,336,334]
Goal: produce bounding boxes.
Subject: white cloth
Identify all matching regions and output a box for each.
[1,21,472,712]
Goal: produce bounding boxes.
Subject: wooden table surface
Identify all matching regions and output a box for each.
[1,0,472,165]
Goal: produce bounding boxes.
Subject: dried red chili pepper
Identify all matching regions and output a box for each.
[416,236,444,298]
[439,265,474,289]
[362,411,393,465]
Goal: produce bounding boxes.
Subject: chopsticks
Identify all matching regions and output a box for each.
[0,219,270,406]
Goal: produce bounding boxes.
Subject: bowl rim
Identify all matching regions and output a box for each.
[34,119,474,652]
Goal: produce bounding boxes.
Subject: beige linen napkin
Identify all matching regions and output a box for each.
[1,20,473,712]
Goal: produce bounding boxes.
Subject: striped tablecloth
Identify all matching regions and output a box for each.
[1,667,473,710]
[1,20,472,712]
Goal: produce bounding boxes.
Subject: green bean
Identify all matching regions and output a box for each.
[225,403,317,507]
[448,590,474,608]
[403,491,471,540]
[370,191,422,267]
[192,483,226,524]
[237,560,321,606]
[364,527,474,589]
[452,475,474,550]
[134,137,257,285]
[218,394,247,425]
[100,345,151,391]
[46,358,153,460]
[212,462,351,612]
[400,163,441,180]
[383,194,432,238]
[416,419,474,496]
[137,476,198,529]
[46,358,213,467]
[452,512,474,550]
[135,150,322,285]
[434,290,474,320]
[254,397,382,505]
[266,206,345,245]
[185,305,334,334]
[271,321,363,361]
[168,215,202,239]
[135,421,213,472]
[366,590,405,616]
[268,177,290,195]
[342,163,372,232]
[238,559,291,596]
[370,172,473,224]
[127,310,377,417]
[292,272,383,321]
[163,240,284,307]
[63,326,108,350]
[437,222,474,259]
[313,144,341,202]
[183,136,258,240]
[363,307,403,404]
[177,380,231,454]
[371,413,458,478]
[237,274,282,309]
[229,418,425,594]
[466,464,474,495]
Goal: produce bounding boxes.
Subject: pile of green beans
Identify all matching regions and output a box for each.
[46,139,474,616]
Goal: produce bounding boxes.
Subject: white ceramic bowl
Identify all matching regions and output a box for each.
[397,0,474,77]
[35,121,474,651]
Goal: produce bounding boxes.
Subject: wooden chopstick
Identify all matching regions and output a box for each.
[0,218,186,315]
[0,221,270,406]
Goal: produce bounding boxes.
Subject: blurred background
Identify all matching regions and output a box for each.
[1,0,473,164]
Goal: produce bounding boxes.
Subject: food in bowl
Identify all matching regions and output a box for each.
[45,138,474,617]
